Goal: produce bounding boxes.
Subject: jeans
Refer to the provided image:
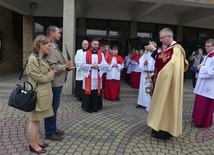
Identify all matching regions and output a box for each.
[44,86,63,137]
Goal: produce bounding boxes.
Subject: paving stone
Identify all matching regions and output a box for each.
[0,74,214,155]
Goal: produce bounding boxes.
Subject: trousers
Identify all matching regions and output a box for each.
[44,86,63,137]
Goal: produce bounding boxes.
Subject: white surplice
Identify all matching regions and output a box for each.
[106,57,124,80]
[75,49,84,81]
[81,52,107,90]
[137,51,155,111]
[126,56,132,74]
[194,51,214,99]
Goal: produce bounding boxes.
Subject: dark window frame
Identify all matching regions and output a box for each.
[0,31,2,60]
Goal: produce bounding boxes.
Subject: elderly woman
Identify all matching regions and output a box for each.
[26,35,56,154]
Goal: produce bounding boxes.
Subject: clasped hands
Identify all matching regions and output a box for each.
[112,63,118,67]
[91,63,99,69]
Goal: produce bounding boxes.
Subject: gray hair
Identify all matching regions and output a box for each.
[46,25,58,36]
[205,38,214,46]
[159,28,173,36]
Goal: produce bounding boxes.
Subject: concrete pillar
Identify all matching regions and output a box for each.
[23,15,34,66]
[62,0,76,95]
[130,21,137,38]
[176,25,183,42]
[78,17,86,36]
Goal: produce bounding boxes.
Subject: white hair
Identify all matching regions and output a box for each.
[159,28,173,36]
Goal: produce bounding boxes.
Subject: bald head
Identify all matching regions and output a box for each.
[82,40,89,51]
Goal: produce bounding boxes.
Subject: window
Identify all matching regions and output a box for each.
[0,31,2,60]
[35,22,44,36]
[137,32,153,38]
[86,29,107,36]
[110,30,119,37]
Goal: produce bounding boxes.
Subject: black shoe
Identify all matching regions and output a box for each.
[151,133,172,140]
[151,130,172,140]
[46,134,63,141]
[136,105,144,108]
[55,129,65,136]
[116,97,120,101]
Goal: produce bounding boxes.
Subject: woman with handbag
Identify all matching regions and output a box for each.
[26,35,57,154]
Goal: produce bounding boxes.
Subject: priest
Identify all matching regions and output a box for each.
[80,39,107,113]
[136,42,156,110]
[145,28,189,139]
[74,40,89,101]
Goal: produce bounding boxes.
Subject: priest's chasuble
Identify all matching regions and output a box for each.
[147,43,189,137]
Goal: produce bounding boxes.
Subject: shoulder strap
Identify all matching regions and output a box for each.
[18,60,28,81]
[18,54,40,89]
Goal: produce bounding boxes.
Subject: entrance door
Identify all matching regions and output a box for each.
[76,35,125,56]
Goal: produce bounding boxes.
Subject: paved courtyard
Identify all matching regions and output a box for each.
[0,72,213,155]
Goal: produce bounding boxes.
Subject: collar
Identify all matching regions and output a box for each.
[52,42,59,48]
[92,50,97,54]
[169,41,177,47]
[207,51,214,57]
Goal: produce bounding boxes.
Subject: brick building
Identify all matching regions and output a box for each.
[0,0,214,93]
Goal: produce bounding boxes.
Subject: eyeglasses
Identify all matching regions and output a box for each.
[204,45,213,48]
[159,35,169,39]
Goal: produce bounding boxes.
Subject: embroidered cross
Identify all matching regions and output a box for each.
[205,87,210,93]
[158,53,170,63]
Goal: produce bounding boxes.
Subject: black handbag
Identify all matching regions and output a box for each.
[8,60,37,112]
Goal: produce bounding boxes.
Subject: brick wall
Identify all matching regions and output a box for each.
[0,6,23,74]
[23,15,34,66]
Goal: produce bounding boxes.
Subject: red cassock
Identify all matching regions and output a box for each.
[192,94,214,128]
[130,54,141,89]
[104,55,124,101]
[104,80,121,101]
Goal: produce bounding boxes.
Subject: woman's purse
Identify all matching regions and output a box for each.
[8,60,37,112]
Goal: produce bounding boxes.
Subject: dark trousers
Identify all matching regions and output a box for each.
[75,80,83,99]
[44,86,63,137]
[191,71,196,88]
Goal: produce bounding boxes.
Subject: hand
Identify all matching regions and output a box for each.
[197,65,201,71]
[92,63,99,69]
[113,63,118,67]
[144,41,156,51]
[64,61,73,69]
[145,76,150,79]
[51,69,57,75]
[192,51,196,55]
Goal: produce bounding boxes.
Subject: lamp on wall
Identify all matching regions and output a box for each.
[30,2,38,12]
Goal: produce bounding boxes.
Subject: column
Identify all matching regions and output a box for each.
[62,0,76,95]
[130,21,137,38]
[78,17,86,36]
[23,15,34,66]
[176,25,183,42]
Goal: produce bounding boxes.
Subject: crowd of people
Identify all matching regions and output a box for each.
[25,26,214,154]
